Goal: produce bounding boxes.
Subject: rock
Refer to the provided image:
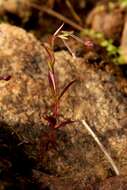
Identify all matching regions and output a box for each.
[0,23,127,188]
[32,169,95,190]
[0,23,49,126]
[0,126,38,190]
[99,175,127,190]
[42,50,127,184]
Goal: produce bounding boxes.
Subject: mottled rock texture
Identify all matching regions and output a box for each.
[99,175,127,190]
[0,23,127,189]
[0,23,49,125]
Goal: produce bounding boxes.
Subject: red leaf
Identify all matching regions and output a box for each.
[48,70,57,95]
[42,43,55,67]
[51,23,64,48]
[58,79,77,101]
[0,75,11,81]
[54,119,74,129]
[43,115,57,127]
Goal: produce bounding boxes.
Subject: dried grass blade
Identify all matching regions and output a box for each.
[81,119,120,176]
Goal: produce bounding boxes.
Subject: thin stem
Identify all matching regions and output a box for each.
[62,39,76,59]
[24,1,84,31]
[65,0,82,24]
[81,119,120,176]
[70,33,85,44]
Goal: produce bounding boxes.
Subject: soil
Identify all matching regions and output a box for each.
[0,1,127,190]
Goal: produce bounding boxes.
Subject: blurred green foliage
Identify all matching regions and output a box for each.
[81,29,126,64]
[119,0,127,7]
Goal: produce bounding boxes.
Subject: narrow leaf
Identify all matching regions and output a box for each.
[48,70,57,95]
[51,23,64,49]
[54,119,74,129]
[58,30,74,40]
[58,79,77,101]
[42,43,55,68]
[53,23,64,37]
